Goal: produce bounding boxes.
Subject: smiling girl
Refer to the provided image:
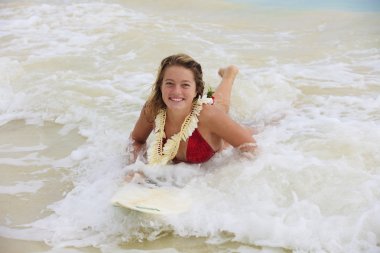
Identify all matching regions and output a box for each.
[127,54,256,165]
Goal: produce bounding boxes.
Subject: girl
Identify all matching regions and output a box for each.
[127,53,256,165]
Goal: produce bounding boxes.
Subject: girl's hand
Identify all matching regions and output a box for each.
[126,136,146,164]
[125,171,146,183]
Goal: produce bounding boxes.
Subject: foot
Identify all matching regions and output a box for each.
[218,65,239,79]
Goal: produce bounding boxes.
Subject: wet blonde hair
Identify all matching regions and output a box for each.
[144,53,205,120]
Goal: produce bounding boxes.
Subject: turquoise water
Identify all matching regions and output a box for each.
[237,0,380,11]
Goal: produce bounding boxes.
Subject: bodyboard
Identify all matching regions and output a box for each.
[111,183,191,215]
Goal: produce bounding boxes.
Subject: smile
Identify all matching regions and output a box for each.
[169,97,184,102]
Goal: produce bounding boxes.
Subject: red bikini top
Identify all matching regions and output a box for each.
[186,128,215,163]
[164,97,216,164]
[163,128,215,164]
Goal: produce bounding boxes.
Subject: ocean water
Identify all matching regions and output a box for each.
[238,0,380,12]
[1,0,379,253]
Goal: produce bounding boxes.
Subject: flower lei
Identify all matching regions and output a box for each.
[147,96,213,165]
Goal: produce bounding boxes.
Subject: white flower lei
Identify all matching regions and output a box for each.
[147,96,213,165]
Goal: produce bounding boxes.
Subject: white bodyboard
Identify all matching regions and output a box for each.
[111,183,191,215]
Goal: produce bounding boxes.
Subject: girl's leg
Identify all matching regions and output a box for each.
[213,66,257,150]
[213,65,239,113]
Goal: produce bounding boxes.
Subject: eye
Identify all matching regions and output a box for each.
[182,83,191,88]
[164,81,174,86]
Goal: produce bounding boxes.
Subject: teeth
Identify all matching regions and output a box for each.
[170,98,183,102]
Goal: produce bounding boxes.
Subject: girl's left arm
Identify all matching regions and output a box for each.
[202,105,257,153]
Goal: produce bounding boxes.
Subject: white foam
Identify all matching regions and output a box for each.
[0,180,44,194]
[0,144,47,153]
[0,153,56,166]
[1,1,379,252]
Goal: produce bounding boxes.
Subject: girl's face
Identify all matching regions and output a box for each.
[161,65,197,112]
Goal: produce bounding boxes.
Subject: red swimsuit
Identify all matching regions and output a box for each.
[186,128,215,163]
[186,97,216,163]
[164,128,215,164]
[164,98,216,164]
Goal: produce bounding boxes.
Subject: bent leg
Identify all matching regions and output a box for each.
[213,65,239,113]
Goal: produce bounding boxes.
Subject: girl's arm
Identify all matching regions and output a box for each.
[202,105,257,154]
[127,106,154,164]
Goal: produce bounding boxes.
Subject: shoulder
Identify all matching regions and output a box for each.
[142,102,156,124]
[199,104,227,125]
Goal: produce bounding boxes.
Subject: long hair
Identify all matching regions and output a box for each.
[144,53,205,120]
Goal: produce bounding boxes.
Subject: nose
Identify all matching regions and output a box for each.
[172,84,181,94]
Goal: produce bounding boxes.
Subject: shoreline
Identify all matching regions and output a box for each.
[0,235,285,253]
